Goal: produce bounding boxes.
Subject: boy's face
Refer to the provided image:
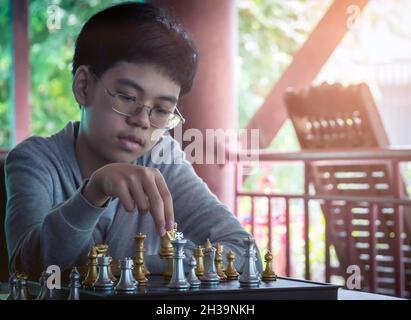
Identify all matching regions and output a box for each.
[81,62,181,164]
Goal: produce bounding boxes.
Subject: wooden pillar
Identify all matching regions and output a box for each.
[153,0,237,210]
[11,0,30,145]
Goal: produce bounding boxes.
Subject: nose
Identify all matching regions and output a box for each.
[125,105,151,129]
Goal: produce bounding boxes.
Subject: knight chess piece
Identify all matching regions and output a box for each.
[159,223,177,281]
[7,273,18,300]
[83,246,98,288]
[168,232,190,290]
[262,251,277,282]
[200,246,220,286]
[93,255,114,290]
[225,250,239,280]
[36,271,55,300]
[186,255,201,288]
[193,245,204,277]
[134,233,150,277]
[15,277,29,300]
[68,267,82,300]
[239,237,260,287]
[115,258,137,292]
[214,243,227,281]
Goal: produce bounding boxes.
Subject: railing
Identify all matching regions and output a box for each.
[229,148,411,298]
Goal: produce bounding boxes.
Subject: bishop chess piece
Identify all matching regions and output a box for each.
[159,223,177,281]
[193,245,204,277]
[200,246,220,286]
[93,255,114,290]
[239,237,260,287]
[225,250,239,280]
[262,251,277,282]
[83,246,98,288]
[115,258,137,292]
[168,232,190,290]
[15,277,29,300]
[36,271,55,300]
[186,255,201,288]
[7,273,18,300]
[134,233,150,278]
[214,243,227,281]
[68,267,82,300]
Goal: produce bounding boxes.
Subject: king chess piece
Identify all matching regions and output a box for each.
[186,255,201,288]
[239,237,260,287]
[68,267,82,300]
[168,232,190,290]
[93,255,114,290]
[115,258,137,292]
[200,246,220,286]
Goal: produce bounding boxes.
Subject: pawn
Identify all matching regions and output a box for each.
[115,258,137,292]
[261,251,277,282]
[7,273,18,300]
[186,256,201,288]
[68,267,82,300]
[15,277,29,300]
[225,250,239,280]
[36,271,55,300]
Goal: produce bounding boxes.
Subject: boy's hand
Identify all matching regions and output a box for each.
[82,163,174,236]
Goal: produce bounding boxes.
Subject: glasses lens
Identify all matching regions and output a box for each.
[115,94,138,114]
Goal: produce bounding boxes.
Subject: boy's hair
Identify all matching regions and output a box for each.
[72,2,198,96]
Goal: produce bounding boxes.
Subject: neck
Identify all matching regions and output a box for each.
[75,126,107,180]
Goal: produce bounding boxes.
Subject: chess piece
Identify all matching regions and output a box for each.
[159,223,177,281]
[193,245,204,277]
[7,273,18,300]
[225,250,239,280]
[83,246,98,288]
[95,244,117,282]
[36,271,55,300]
[204,238,212,249]
[186,256,201,288]
[168,232,190,290]
[93,255,114,290]
[239,237,260,287]
[68,267,82,300]
[214,243,227,282]
[134,233,150,278]
[134,256,148,286]
[200,246,220,286]
[262,251,277,282]
[115,258,137,292]
[15,277,29,300]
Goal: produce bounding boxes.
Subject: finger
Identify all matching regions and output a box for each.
[129,180,149,213]
[116,181,135,212]
[142,172,165,236]
[154,171,174,231]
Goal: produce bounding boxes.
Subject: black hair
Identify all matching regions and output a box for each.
[72,2,198,96]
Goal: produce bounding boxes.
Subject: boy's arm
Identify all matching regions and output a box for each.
[154,138,263,271]
[4,147,107,278]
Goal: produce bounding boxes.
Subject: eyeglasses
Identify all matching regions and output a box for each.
[91,72,185,130]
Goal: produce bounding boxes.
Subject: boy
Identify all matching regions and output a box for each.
[5,2,260,279]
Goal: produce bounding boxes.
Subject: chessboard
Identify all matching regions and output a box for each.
[17,275,341,300]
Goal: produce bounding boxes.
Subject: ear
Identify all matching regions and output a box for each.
[72,66,93,107]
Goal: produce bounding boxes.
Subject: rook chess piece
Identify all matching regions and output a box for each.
[186,255,201,288]
[36,271,55,300]
[239,237,260,287]
[93,255,114,290]
[7,273,18,300]
[115,258,137,292]
[68,267,82,300]
[200,246,220,286]
[225,250,239,280]
[193,245,204,277]
[262,251,277,282]
[168,232,190,290]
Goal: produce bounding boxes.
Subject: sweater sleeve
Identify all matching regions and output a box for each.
[4,147,109,278]
[151,137,263,272]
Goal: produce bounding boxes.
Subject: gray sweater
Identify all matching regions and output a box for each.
[5,121,260,278]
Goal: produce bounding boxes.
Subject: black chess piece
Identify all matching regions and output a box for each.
[68,267,82,300]
[7,273,18,300]
[15,277,29,300]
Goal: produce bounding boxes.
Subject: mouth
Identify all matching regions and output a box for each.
[118,134,145,151]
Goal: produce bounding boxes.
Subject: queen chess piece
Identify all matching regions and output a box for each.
[239,237,260,287]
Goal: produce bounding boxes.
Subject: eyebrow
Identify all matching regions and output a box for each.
[116,78,179,104]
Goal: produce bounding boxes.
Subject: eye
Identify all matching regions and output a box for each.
[152,107,170,115]
[117,93,135,103]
